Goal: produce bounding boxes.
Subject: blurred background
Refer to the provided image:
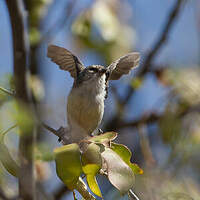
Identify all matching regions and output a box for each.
[0,0,200,199]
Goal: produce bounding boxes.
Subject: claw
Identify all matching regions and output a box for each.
[91,128,103,136]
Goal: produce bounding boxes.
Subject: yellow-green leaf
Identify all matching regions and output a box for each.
[89,132,117,143]
[0,141,19,177]
[111,143,143,175]
[81,143,102,197]
[0,125,19,177]
[54,143,82,190]
[86,174,102,198]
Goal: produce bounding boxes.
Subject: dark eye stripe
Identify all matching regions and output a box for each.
[89,67,98,72]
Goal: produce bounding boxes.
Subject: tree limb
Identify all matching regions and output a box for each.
[123,0,185,104]
[106,0,185,131]
[42,123,71,144]
[140,0,184,76]
[5,0,36,199]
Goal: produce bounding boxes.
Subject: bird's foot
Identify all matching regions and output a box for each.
[56,126,71,144]
[91,128,103,136]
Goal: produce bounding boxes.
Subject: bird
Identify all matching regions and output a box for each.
[47,45,140,143]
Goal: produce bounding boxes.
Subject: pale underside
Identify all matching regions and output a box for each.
[67,75,106,142]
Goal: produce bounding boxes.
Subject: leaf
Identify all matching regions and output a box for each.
[89,132,117,143]
[101,148,135,195]
[0,141,19,177]
[81,143,102,197]
[0,125,19,177]
[111,143,143,175]
[86,174,101,198]
[54,143,82,190]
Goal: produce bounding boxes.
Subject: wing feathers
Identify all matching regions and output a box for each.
[108,52,140,80]
[47,45,85,78]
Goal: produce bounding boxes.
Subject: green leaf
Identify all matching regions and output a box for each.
[0,141,19,177]
[54,143,82,190]
[81,143,102,197]
[101,148,135,195]
[0,125,19,177]
[86,174,101,198]
[89,132,117,143]
[111,143,143,175]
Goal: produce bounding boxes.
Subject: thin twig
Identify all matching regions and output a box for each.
[42,123,60,138]
[140,0,184,76]
[38,0,77,44]
[0,86,15,96]
[128,189,140,200]
[123,0,185,104]
[138,123,156,167]
[75,178,96,200]
[42,123,71,144]
[118,113,161,129]
[0,124,18,140]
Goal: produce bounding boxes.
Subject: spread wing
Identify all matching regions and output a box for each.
[47,45,85,78]
[107,52,140,80]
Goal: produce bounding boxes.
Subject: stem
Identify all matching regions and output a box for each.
[42,123,71,144]
[0,86,15,96]
[0,124,18,141]
[75,178,96,200]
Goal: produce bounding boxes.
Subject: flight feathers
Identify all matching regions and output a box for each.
[47,45,140,80]
[108,52,140,80]
[47,45,84,78]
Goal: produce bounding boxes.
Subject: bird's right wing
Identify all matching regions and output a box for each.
[47,45,85,78]
[107,52,140,80]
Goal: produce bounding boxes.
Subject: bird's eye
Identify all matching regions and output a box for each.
[88,68,98,73]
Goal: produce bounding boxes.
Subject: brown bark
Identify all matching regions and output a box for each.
[5,0,36,199]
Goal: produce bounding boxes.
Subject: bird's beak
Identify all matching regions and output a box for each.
[98,68,107,76]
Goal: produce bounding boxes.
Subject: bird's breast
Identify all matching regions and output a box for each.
[67,86,105,136]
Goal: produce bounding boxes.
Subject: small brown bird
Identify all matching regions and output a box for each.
[47,45,140,142]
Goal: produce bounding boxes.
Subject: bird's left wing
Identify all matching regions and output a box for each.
[47,45,85,78]
[107,52,140,80]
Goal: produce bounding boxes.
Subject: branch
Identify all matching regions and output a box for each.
[75,178,96,200]
[38,0,78,45]
[5,0,36,199]
[52,179,96,200]
[138,124,156,167]
[0,124,17,140]
[140,0,184,76]
[42,123,71,144]
[123,0,185,104]
[0,86,15,96]
[118,113,161,129]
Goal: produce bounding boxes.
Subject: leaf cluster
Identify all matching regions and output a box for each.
[54,132,143,199]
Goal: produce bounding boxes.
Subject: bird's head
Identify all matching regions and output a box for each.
[75,65,110,86]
